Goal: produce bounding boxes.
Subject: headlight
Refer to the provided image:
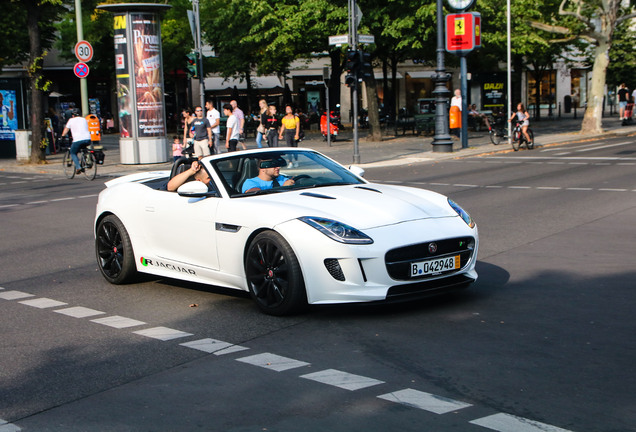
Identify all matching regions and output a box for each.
[448,199,475,228]
[299,217,373,244]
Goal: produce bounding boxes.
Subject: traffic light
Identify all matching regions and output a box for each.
[345,50,359,87]
[359,50,372,82]
[185,52,198,78]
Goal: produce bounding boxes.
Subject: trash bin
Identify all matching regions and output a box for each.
[15,130,32,162]
[564,95,572,114]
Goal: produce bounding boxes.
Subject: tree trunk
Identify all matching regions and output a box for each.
[364,77,382,141]
[26,0,45,164]
[581,43,609,134]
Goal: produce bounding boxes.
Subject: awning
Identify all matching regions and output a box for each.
[406,71,437,79]
[374,72,403,79]
[204,75,282,90]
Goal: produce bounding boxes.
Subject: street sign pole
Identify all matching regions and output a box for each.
[349,0,360,164]
[74,0,89,116]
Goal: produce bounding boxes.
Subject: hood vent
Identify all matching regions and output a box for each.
[355,186,382,193]
[300,192,336,199]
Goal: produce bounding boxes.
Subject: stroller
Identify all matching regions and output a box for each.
[622,102,634,126]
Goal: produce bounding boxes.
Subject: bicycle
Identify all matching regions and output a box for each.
[61,137,98,180]
[489,121,534,151]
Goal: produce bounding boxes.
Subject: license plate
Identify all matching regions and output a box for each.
[411,255,460,277]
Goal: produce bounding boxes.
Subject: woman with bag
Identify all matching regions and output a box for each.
[254,99,268,148]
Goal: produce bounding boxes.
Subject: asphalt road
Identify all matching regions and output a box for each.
[1,136,635,432]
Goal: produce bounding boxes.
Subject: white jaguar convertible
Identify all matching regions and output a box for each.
[94,148,478,315]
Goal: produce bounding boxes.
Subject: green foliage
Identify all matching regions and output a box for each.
[607,19,636,88]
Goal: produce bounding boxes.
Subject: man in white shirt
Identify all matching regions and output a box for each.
[224,104,240,152]
[205,100,221,154]
[61,108,92,174]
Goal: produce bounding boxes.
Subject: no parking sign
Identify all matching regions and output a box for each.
[74,62,90,78]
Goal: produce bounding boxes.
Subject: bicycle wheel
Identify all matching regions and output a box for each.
[83,150,97,180]
[63,150,75,179]
[512,130,521,151]
[526,129,535,149]
[490,129,502,145]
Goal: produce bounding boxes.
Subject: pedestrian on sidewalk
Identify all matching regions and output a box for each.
[618,83,629,120]
[230,100,247,150]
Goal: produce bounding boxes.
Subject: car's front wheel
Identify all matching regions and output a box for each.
[95,215,137,284]
[245,231,306,316]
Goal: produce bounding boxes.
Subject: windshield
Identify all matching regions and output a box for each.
[211,150,366,197]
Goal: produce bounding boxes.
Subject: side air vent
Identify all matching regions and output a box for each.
[324,259,346,281]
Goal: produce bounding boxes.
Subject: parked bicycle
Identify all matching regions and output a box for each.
[60,136,100,180]
[489,121,534,151]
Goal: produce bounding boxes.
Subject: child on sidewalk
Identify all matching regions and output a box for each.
[172,135,183,161]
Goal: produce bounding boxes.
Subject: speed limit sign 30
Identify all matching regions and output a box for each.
[74,40,94,63]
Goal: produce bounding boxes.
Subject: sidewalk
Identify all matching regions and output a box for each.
[1,115,634,177]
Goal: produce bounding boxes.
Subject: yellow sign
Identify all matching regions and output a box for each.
[114,15,126,30]
[455,17,465,35]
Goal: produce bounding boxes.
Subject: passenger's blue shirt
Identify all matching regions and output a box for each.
[242,175,289,193]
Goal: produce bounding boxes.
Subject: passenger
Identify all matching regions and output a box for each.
[242,158,295,193]
[167,160,211,192]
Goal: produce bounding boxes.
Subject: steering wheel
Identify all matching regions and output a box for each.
[292,174,311,182]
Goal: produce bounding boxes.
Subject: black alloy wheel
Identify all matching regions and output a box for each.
[245,231,306,316]
[95,215,136,284]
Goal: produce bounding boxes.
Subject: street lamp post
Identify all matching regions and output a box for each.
[432,0,453,152]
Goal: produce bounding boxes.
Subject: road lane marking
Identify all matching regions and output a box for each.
[50,197,76,202]
[91,315,146,329]
[236,353,310,372]
[301,369,384,391]
[180,338,249,355]
[0,290,35,300]
[54,306,105,318]
[133,326,193,341]
[378,388,472,414]
[19,298,68,308]
[574,141,633,152]
[470,413,574,432]
[0,418,21,432]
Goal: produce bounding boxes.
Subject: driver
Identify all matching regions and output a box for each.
[167,160,211,192]
[242,158,295,193]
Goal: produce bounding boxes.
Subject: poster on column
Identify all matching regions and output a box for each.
[131,13,165,138]
[114,13,132,138]
[0,90,18,140]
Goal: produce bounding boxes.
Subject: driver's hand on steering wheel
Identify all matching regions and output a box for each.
[283,179,295,187]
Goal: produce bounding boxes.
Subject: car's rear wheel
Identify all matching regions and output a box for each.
[95,215,137,284]
[245,231,306,316]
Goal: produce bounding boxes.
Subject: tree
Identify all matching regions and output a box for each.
[531,0,636,132]
[5,0,65,164]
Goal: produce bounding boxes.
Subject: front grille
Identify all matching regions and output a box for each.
[385,237,475,281]
[386,274,475,300]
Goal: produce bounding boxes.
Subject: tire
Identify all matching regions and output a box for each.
[95,215,137,284]
[83,151,97,180]
[512,130,521,151]
[526,129,535,149]
[63,150,75,179]
[245,231,306,316]
[490,130,502,145]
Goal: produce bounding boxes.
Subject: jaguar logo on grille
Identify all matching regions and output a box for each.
[428,242,438,254]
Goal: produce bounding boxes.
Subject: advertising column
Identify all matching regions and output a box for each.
[98,3,171,164]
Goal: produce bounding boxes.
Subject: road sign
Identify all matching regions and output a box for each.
[329,34,349,46]
[74,62,90,79]
[74,40,94,63]
[358,34,375,45]
[445,13,480,54]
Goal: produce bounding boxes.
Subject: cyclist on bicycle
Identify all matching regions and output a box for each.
[61,108,91,175]
[509,103,531,143]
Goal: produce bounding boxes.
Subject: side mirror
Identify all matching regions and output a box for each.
[348,165,365,178]
[177,181,211,197]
